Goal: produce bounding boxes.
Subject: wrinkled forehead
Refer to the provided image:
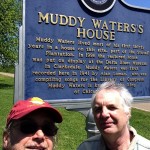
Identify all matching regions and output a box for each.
[94,89,122,105]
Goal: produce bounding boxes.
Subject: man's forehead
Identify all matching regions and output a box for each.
[94,89,121,104]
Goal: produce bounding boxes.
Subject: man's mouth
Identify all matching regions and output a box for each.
[26,146,46,150]
[100,121,113,128]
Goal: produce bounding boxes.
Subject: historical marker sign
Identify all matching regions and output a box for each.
[17,0,150,103]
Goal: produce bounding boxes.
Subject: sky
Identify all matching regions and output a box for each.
[123,0,150,9]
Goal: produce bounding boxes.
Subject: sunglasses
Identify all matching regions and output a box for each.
[12,119,58,136]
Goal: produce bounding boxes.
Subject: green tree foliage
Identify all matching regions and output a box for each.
[0,0,22,67]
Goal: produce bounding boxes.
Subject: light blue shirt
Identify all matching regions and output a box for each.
[77,127,150,150]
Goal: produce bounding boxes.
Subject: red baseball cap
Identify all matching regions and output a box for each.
[6,97,62,127]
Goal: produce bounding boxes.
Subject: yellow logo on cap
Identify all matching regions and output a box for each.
[30,97,45,104]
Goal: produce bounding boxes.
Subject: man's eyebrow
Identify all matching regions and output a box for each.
[107,104,115,106]
[93,105,101,108]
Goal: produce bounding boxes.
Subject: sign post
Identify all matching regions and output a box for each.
[15,0,150,113]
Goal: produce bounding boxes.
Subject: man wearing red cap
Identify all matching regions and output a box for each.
[3,97,63,150]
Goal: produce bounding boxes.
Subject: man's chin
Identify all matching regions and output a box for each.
[100,124,116,134]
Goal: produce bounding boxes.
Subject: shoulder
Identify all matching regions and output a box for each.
[84,134,101,142]
[136,134,150,149]
[130,126,150,149]
[77,134,103,150]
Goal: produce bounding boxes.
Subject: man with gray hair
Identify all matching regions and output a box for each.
[77,81,150,150]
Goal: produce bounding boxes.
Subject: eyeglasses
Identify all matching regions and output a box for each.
[11,119,58,136]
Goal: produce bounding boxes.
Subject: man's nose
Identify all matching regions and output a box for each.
[101,107,109,118]
[32,129,45,141]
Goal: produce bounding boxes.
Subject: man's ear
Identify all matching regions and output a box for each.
[126,110,131,119]
[3,131,9,149]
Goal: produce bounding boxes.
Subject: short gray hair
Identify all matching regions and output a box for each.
[91,81,133,113]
